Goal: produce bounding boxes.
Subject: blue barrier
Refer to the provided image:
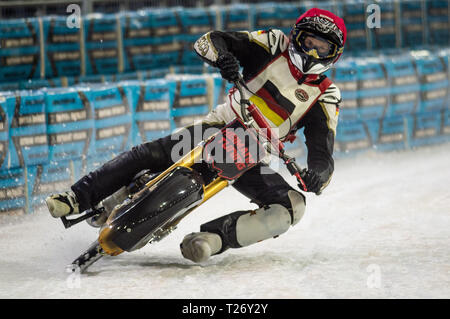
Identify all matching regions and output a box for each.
[179,8,216,67]
[70,74,105,86]
[253,2,302,35]
[104,72,140,83]
[441,109,450,136]
[384,52,421,117]
[0,82,21,92]
[83,84,132,157]
[0,97,9,169]
[211,74,234,108]
[411,50,448,113]
[149,8,184,68]
[170,75,211,128]
[26,159,73,212]
[426,0,450,46]
[304,0,337,14]
[0,1,449,86]
[400,0,425,48]
[438,48,450,106]
[5,91,48,169]
[21,78,64,90]
[0,167,27,215]
[366,114,409,151]
[0,94,13,170]
[172,65,205,75]
[356,57,390,120]
[84,13,121,75]
[220,4,251,32]
[41,16,82,78]
[120,10,153,71]
[45,87,95,161]
[340,0,368,52]
[0,18,41,82]
[370,0,397,50]
[334,119,372,155]
[408,110,447,147]
[125,79,174,145]
[330,59,359,122]
[139,68,172,80]
[121,9,183,72]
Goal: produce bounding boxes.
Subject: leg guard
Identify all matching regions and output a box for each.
[200,190,306,254]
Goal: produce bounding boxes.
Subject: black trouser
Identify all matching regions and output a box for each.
[72,122,296,213]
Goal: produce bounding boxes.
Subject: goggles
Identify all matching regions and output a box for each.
[294,30,341,60]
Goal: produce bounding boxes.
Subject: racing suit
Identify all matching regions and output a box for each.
[71,29,341,252]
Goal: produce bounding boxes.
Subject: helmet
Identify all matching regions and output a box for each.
[289,8,347,74]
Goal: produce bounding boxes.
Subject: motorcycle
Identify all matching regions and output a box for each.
[61,79,308,273]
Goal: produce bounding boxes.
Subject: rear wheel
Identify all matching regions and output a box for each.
[99,166,205,254]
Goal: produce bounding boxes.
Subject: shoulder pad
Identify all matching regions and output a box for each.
[249,29,289,55]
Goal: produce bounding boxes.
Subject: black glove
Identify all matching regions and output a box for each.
[216,52,240,83]
[298,169,322,195]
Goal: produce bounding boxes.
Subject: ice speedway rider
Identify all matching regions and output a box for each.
[46,8,347,263]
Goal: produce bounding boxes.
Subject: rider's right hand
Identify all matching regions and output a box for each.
[216,52,240,83]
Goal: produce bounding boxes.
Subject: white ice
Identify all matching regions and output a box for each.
[0,143,449,299]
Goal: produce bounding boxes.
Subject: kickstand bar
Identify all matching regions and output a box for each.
[60,208,103,229]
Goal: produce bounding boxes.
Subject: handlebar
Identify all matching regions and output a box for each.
[233,79,309,193]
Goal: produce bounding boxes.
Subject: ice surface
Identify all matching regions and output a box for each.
[0,143,449,298]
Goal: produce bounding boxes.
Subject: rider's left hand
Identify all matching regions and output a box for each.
[298,169,322,195]
[216,52,240,83]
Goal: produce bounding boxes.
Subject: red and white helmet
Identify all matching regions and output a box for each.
[289,8,347,74]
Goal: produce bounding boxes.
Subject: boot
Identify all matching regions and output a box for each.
[180,232,222,263]
[45,191,80,218]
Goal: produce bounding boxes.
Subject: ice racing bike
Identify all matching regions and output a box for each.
[60,79,309,273]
